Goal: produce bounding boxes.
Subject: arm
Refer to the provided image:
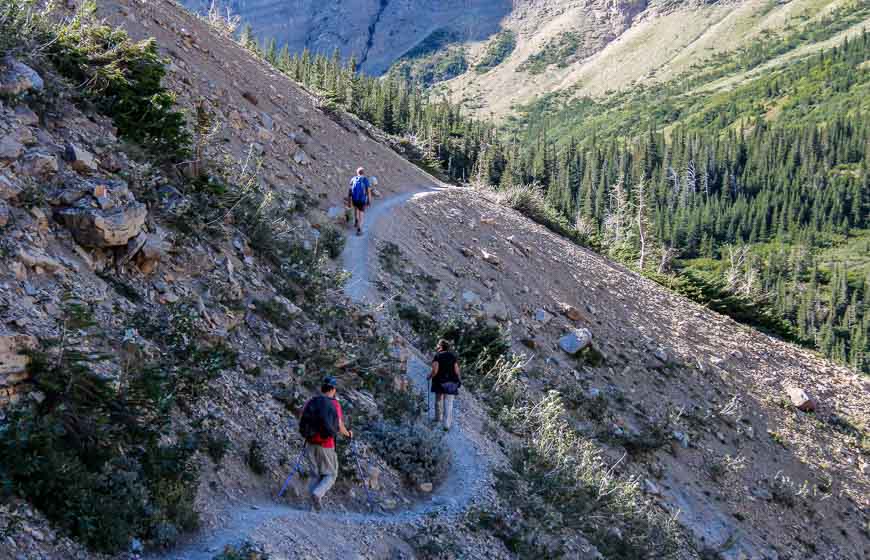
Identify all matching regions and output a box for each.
[338,415,352,439]
[428,360,439,380]
[454,362,461,381]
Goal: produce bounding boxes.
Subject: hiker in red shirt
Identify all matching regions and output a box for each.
[298,376,352,511]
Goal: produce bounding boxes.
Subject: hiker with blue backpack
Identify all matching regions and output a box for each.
[348,167,371,236]
[298,376,352,511]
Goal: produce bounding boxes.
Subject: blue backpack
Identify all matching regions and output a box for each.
[351,176,369,205]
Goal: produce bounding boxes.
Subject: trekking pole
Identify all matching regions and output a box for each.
[427,379,431,421]
[350,438,377,512]
[277,445,308,498]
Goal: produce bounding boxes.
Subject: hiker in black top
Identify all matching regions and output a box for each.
[428,339,461,431]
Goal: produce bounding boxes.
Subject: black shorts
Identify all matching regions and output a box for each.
[352,201,367,211]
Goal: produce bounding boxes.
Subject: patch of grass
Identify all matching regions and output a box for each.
[396,304,441,347]
[201,430,232,466]
[488,184,594,247]
[254,298,295,330]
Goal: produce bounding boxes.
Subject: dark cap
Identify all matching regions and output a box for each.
[322,375,338,389]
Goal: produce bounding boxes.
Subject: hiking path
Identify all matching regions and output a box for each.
[152,188,498,559]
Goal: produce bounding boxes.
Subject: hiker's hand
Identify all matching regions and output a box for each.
[348,430,354,439]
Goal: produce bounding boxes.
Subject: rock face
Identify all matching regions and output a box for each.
[0,56,44,96]
[54,180,147,247]
[180,0,510,75]
[0,334,38,406]
[559,328,593,355]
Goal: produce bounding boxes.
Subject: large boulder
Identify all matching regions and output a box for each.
[55,180,147,247]
[0,56,44,96]
[484,300,509,322]
[559,328,593,355]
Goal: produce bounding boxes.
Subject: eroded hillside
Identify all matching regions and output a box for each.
[0,0,868,559]
[375,188,870,558]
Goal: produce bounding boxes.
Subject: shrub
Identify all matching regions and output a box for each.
[367,421,449,487]
[48,2,190,160]
[246,440,268,475]
[474,30,516,73]
[319,225,345,259]
[214,541,271,560]
[0,346,199,553]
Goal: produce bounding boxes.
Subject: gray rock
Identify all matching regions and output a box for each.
[64,142,98,174]
[57,200,147,247]
[293,148,309,165]
[0,56,44,96]
[672,430,690,449]
[559,328,593,355]
[653,348,669,364]
[0,201,8,228]
[484,300,509,322]
[0,136,24,160]
[534,308,552,324]
[20,151,58,178]
[0,174,21,200]
[461,290,481,307]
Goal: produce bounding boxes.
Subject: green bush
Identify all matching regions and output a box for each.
[474,31,516,73]
[0,348,199,553]
[213,541,271,560]
[367,421,449,486]
[0,0,52,54]
[319,225,345,259]
[246,440,268,475]
[48,2,190,160]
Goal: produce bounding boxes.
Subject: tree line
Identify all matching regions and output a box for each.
[237,24,869,373]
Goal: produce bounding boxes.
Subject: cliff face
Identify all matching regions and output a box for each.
[183,0,512,74]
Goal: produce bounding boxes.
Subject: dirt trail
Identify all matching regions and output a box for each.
[153,188,496,559]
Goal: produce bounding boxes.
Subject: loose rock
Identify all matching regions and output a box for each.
[559,328,593,355]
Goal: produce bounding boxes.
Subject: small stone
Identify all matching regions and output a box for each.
[256,127,274,143]
[293,148,309,165]
[653,348,669,364]
[643,479,661,496]
[534,309,553,324]
[242,91,259,105]
[0,201,8,227]
[64,143,98,174]
[672,430,689,449]
[560,304,584,322]
[461,290,481,307]
[786,387,816,412]
[559,328,593,355]
[483,300,509,322]
[18,247,63,273]
[418,482,433,493]
[481,249,500,266]
[460,247,473,257]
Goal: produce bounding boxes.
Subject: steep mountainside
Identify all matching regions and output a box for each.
[0,1,868,559]
[182,0,511,75]
[182,0,870,116]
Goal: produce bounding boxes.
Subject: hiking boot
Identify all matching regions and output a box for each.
[310,494,322,512]
[356,228,362,236]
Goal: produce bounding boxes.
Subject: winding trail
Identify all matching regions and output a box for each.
[154,188,495,559]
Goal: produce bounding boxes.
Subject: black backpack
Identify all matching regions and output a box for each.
[299,396,339,441]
